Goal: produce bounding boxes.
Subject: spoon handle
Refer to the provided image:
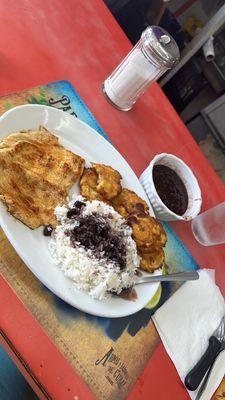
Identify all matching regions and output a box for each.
[136,270,199,284]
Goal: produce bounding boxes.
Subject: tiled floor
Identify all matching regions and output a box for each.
[187,114,225,184]
[198,134,225,183]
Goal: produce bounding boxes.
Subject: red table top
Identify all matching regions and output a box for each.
[0,1,225,399]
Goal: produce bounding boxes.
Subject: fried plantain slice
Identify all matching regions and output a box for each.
[127,212,167,253]
[112,188,149,218]
[91,162,122,200]
[139,248,165,272]
[80,168,106,201]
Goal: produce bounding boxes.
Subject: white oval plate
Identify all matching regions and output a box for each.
[0,105,162,318]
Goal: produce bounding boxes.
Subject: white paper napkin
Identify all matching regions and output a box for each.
[152,269,225,400]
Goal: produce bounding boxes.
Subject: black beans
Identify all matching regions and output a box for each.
[73,200,85,209]
[153,165,188,216]
[68,214,126,270]
[67,201,85,219]
[67,208,80,218]
[43,225,53,236]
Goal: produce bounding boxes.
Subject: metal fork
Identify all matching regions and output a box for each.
[136,270,199,285]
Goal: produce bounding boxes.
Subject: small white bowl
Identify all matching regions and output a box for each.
[140,153,202,221]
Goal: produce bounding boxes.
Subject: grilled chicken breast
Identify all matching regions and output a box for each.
[0,127,85,228]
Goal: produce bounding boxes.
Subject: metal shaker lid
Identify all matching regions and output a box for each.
[141,26,180,68]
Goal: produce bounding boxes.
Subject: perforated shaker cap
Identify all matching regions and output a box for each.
[141,26,180,68]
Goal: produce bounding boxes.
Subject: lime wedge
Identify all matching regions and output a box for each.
[145,263,166,309]
[146,284,162,309]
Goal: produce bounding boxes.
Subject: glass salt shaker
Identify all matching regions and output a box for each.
[102,26,180,111]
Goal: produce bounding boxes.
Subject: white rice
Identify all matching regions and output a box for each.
[49,195,139,300]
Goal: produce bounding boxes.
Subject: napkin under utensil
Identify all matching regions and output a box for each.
[152,269,225,399]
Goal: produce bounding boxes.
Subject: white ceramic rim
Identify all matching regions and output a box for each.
[146,153,202,221]
[0,104,162,318]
